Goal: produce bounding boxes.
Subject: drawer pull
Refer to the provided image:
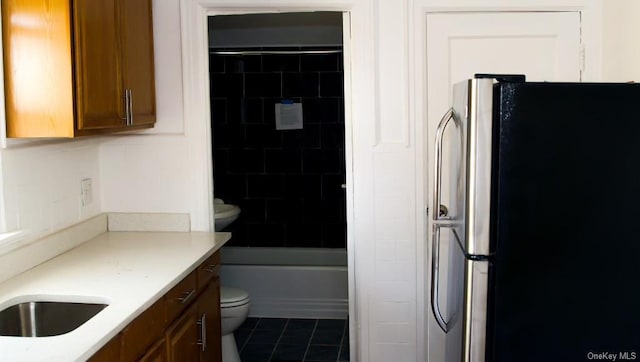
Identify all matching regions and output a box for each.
[197,313,207,351]
[177,289,196,304]
[203,264,217,273]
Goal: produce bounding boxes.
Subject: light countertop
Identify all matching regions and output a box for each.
[0,231,231,362]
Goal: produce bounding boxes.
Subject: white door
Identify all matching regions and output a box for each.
[425,11,582,362]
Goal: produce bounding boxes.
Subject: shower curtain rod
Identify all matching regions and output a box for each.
[209,49,342,56]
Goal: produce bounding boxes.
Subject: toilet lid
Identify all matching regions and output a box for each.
[221,287,249,307]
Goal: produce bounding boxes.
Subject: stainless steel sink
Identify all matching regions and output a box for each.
[0,301,107,337]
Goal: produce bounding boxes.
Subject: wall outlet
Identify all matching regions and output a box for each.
[81,178,93,206]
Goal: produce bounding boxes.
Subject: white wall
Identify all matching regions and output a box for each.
[1,139,101,240]
[602,0,640,81]
[100,0,190,215]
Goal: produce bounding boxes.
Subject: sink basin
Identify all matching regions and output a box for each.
[214,198,241,231]
[0,301,107,337]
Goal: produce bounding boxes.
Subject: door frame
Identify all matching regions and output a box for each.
[179,0,360,359]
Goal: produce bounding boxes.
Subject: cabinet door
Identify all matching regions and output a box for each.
[197,278,222,362]
[166,303,201,362]
[121,0,156,127]
[73,0,125,132]
[139,338,168,362]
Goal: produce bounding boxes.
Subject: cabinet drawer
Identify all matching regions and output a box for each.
[165,270,198,323]
[197,252,220,288]
[121,298,167,362]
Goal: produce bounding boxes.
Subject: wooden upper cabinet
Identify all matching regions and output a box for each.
[1,0,156,138]
[120,0,156,128]
[1,0,76,137]
[73,0,124,132]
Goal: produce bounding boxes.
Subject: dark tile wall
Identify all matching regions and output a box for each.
[210,47,346,248]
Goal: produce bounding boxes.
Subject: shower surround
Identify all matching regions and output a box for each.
[210,47,346,249]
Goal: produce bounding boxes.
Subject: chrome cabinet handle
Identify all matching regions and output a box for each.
[431,225,449,333]
[127,89,133,126]
[121,90,129,123]
[433,108,455,223]
[197,313,207,351]
[177,289,196,304]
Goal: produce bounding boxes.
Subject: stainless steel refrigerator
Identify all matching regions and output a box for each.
[430,75,640,362]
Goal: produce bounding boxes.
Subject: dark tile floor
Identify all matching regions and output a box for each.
[234,317,349,362]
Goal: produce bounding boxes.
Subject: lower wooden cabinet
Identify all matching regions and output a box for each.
[166,303,201,361]
[198,278,222,362]
[88,251,222,362]
[139,339,167,362]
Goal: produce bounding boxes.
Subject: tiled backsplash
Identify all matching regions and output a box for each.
[210,47,346,248]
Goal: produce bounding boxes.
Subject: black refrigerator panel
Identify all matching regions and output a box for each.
[486,82,640,362]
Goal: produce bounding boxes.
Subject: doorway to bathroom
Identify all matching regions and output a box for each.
[208,12,352,362]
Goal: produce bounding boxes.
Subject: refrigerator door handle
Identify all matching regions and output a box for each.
[431,224,449,333]
[430,107,456,334]
[433,108,455,224]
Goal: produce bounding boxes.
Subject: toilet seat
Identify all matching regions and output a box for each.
[221,287,250,308]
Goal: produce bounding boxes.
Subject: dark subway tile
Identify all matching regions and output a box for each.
[244,124,283,148]
[245,73,282,97]
[266,199,303,223]
[320,72,343,97]
[284,175,321,200]
[265,148,302,174]
[212,148,229,177]
[283,72,319,97]
[321,124,345,148]
[247,175,285,198]
[263,54,300,72]
[209,54,225,73]
[240,98,264,124]
[322,174,346,200]
[226,228,248,246]
[320,199,345,223]
[212,123,244,149]
[302,98,341,124]
[226,55,262,73]
[303,149,342,174]
[228,148,264,174]
[322,223,347,248]
[262,98,280,124]
[246,223,285,247]
[283,126,322,149]
[210,98,227,125]
[237,198,266,223]
[211,73,244,97]
[214,174,247,200]
[301,53,340,72]
[225,97,243,125]
[286,223,322,247]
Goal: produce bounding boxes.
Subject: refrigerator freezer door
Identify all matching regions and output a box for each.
[430,78,493,362]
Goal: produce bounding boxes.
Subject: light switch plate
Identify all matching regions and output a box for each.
[81,178,92,206]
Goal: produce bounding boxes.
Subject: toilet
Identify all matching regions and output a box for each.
[220,286,250,362]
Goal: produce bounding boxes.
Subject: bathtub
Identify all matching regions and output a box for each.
[219,247,348,319]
